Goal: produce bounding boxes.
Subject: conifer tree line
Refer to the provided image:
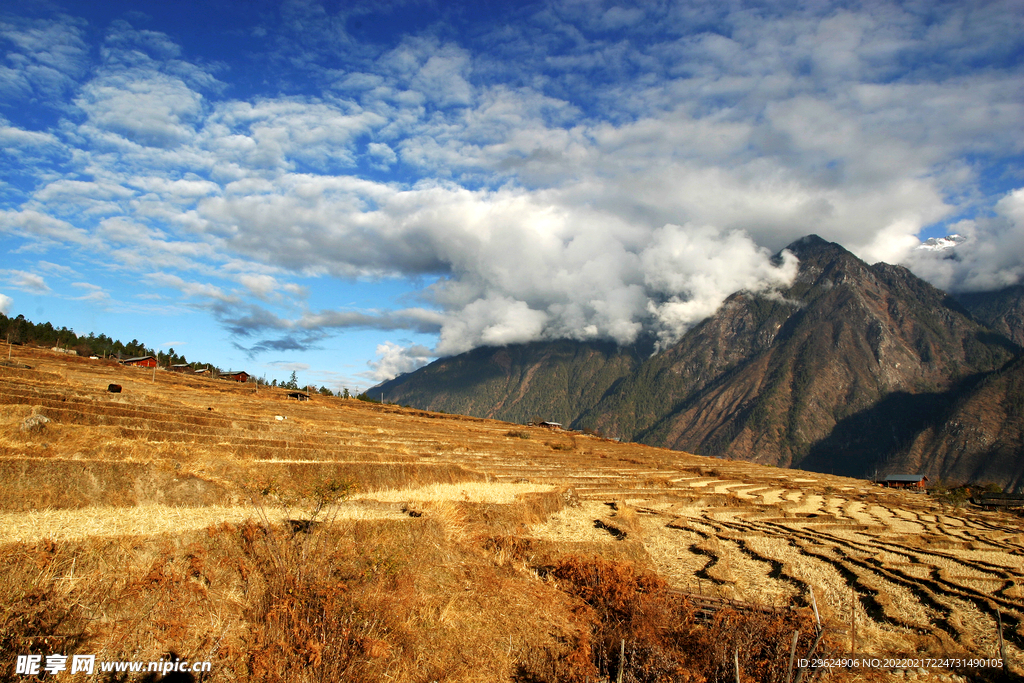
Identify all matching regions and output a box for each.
[1,312,183,364]
[0,312,352,397]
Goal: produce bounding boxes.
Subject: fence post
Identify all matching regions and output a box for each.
[997,609,1007,673]
[616,639,625,683]
[734,647,741,683]
[786,630,800,683]
[851,585,856,656]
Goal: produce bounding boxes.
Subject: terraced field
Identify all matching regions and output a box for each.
[1,346,1021,682]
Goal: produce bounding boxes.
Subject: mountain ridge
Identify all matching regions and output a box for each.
[376,235,1024,490]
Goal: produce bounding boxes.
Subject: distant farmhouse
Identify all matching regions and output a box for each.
[221,370,249,383]
[884,474,928,490]
[169,363,191,373]
[121,356,157,368]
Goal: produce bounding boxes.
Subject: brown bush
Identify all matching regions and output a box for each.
[237,521,412,683]
[0,542,88,673]
[545,556,822,683]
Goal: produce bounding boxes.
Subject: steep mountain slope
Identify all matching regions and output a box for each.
[897,355,1024,490]
[620,236,1016,471]
[377,339,646,426]
[956,284,1024,347]
[375,236,1022,488]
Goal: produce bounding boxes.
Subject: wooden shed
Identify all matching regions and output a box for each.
[221,370,249,383]
[121,356,157,368]
[169,364,191,373]
[287,391,310,401]
[884,474,929,490]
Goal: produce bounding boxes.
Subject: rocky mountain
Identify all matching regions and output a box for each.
[956,285,1024,347]
[376,236,1023,490]
[898,355,1024,491]
[376,339,647,427]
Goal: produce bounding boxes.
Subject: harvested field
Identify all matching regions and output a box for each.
[0,345,1020,682]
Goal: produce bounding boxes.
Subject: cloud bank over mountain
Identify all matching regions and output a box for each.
[1,1,1022,382]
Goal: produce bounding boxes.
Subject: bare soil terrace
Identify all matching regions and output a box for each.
[1,346,1021,682]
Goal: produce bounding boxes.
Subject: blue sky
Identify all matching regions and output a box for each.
[2,0,1023,391]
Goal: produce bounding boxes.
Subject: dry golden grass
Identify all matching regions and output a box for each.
[357,480,556,504]
[0,503,410,543]
[0,345,1022,682]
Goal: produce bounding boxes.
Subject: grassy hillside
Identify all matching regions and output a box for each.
[1,345,1022,682]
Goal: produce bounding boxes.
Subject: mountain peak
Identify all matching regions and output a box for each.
[782,234,852,260]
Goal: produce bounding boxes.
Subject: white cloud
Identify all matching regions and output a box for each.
[367,341,434,383]
[71,281,111,303]
[76,71,204,148]
[0,210,89,245]
[0,292,12,314]
[7,270,49,293]
[143,271,235,302]
[904,188,1024,292]
[0,16,90,104]
[0,119,64,155]
[3,0,1024,375]
[366,142,397,168]
[641,225,800,345]
[204,99,385,171]
[266,360,309,373]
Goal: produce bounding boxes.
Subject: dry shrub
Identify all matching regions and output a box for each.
[236,521,413,683]
[0,541,87,670]
[545,556,823,683]
[458,491,566,537]
[0,532,243,680]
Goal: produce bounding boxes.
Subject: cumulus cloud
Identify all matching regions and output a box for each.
[193,175,798,354]
[2,1,1024,382]
[76,71,204,148]
[0,15,90,104]
[366,142,397,168]
[641,225,800,345]
[367,341,434,383]
[0,292,12,314]
[0,210,89,245]
[903,188,1024,293]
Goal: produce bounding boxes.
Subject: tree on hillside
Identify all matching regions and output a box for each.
[285,371,299,390]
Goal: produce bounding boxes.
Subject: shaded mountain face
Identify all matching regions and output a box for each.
[375,339,647,427]
[956,285,1024,347]
[376,236,1022,490]
[899,355,1024,493]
